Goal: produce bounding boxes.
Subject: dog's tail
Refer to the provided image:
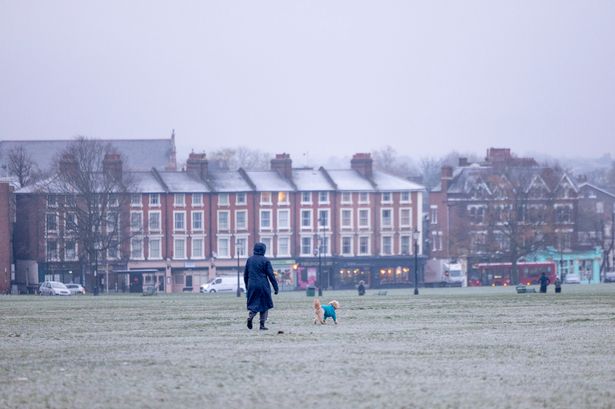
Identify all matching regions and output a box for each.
[313,298,322,311]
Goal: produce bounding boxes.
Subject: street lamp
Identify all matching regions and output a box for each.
[236,239,243,298]
[412,228,420,295]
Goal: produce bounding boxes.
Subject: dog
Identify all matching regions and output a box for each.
[313,298,340,325]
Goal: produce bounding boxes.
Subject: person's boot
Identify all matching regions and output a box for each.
[259,321,268,330]
[247,317,253,330]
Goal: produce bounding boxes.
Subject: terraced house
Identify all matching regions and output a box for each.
[11,145,425,293]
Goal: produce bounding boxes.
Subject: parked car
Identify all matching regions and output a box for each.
[564,273,581,284]
[200,276,245,294]
[65,283,86,295]
[39,281,72,296]
[605,270,615,283]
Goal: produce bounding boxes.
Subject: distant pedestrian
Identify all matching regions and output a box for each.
[554,277,562,293]
[244,242,279,330]
[357,280,366,296]
[539,272,550,293]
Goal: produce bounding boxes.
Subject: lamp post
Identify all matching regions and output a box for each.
[236,239,242,298]
[317,239,323,296]
[413,228,420,295]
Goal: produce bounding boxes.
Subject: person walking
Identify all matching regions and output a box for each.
[539,272,550,293]
[357,280,366,296]
[244,242,279,330]
[554,276,562,293]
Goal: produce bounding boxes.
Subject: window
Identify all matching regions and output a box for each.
[400,191,411,203]
[381,209,392,227]
[319,191,329,204]
[192,193,203,206]
[191,238,204,259]
[65,195,76,207]
[430,206,438,224]
[382,236,392,255]
[108,195,118,207]
[65,212,77,231]
[278,209,290,230]
[148,211,161,232]
[401,236,410,255]
[174,194,185,207]
[47,240,59,260]
[236,210,247,230]
[400,208,411,227]
[217,238,230,258]
[359,192,369,204]
[278,236,290,256]
[596,201,604,214]
[301,210,312,229]
[130,194,141,206]
[217,211,229,230]
[260,210,272,229]
[341,192,352,204]
[260,192,272,204]
[319,236,329,255]
[341,209,352,228]
[235,238,247,257]
[65,241,77,261]
[359,236,369,255]
[47,195,58,207]
[149,238,161,259]
[174,212,185,231]
[278,191,289,204]
[106,211,118,232]
[192,211,203,231]
[301,192,312,204]
[236,192,246,205]
[174,238,186,259]
[260,237,272,255]
[131,238,143,259]
[149,194,160,206]
[108,241,119,259]
[359,209,370,228]
[218,193,229,206]
[341,237,352,255]
[381,192,392,203]
[301,237,312,255]
[46,214,58,232]
[131,211,143,231]
[174,275,184,285]
[318,209,329,228]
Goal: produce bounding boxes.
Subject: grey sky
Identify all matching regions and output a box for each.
[1,1,614,166]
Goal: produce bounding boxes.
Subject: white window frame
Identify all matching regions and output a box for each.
[46,213,58,233]
[217,210,230,231]
[47,239,59,261]
[358,236,370,255]
[318,191,329,204]
[174,193,185,207]
[277,209,290,230]
[130,211,143,232]
[341,192,352,204]
[301,209,312,230]
[192,211,204,232]
[400,191,411,204]
[301,191,312,204]
[217,237,230,258]
[64,212,77,231]
[149,193,160,207]
[130,194,142,207]
[260,209,272,230]
[277,236,290,257]
[148,211,161,232]
[64,240,78,261]
[277,191,289,205]
[131,237,144,260]
[381,208,393,228]
[317,209,330,229]
[381,235,393,255]
[430,205,438,225]
[341,208,353,229]
[260,192,272,205]
[191,236,205,259]
[259,236,272,256]
[381,192,392,203]
[300,236,313,256]
[173,211,186,232]
[358,208,370,228]
[148,237,162,260]
[218,193,229,206]
[400,208,412,228]
[400,235,411,255]
[192,193,203,207]
[235,210,248,230]
[341,236,353,256]
[174,237,187,259]
[236,192,246,205]
[359,192,370,204]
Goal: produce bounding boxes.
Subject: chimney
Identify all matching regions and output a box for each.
[59,153,78,177]
[440,166,453,192]
[186,152,208,180]
[103,153,123,181]
[270,153,292,179]
[458,157,468,167]
[351,153,373,178]
[486,148,511,164]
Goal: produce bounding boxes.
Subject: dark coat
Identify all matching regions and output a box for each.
[244,243,279,313]
[539,273,550,293]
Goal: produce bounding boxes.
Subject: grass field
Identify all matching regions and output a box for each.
[1,285,615,409]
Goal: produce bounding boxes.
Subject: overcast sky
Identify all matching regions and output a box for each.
[1,1,614,166]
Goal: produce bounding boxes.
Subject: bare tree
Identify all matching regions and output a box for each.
[7,146,41,187]
[418,157,443,191]
[46,137,137,292]
[371,146,417,177]
[208,147,271,170]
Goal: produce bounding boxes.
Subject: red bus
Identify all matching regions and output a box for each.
[471,261,557,286]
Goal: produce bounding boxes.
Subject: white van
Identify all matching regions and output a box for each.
[200,276,246,294]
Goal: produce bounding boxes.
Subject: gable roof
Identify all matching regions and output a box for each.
[0,138,176,174]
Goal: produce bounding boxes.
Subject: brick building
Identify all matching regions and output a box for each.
[0,179,17,293]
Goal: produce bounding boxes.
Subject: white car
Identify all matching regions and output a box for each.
[39,281,72,296]
[200,276,245,294]
[564,273,581,284]
[605,271,615,283]
[65,283,86,295]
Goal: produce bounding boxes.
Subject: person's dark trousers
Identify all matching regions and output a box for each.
[247,310,269,330]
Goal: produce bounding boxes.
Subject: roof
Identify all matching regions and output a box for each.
[292,168,335,191]
[208,171,253,192]
[157,171,209,193]
[325,170,375,191]
[578,182,615,199]
[370,170,425,191]
[0,138,175,174]
[131,171,166,193]
[244,171,295,192]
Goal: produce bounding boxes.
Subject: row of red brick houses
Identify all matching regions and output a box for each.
[0,139,425,293]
